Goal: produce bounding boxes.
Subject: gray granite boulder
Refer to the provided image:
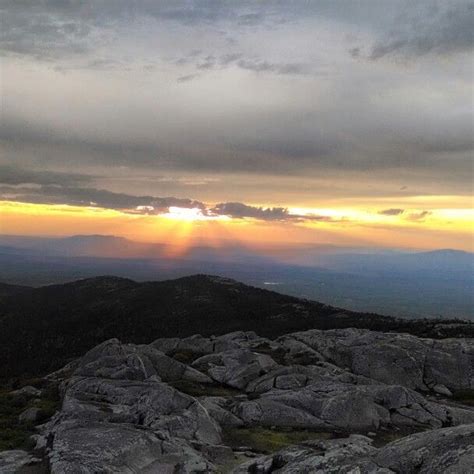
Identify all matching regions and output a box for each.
[10,385,42,398]
[47,420,214,474]
[232,424,474,473]
[234,382,474,431]
[32,328,473,472]
[279,329,474,392]
[60,376,221,444]
[192,349,277,389]
[74,338,211,383]
[19,407,42,424]
[0,450,43,473]
[375,423,474,473]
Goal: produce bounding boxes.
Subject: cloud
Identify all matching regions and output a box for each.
[210,202,336,222]
[406,210,431,221]
[180,51,309,76]
[177,73,199,83]
[0,165,93,187]
[0,177,337,224]
[0,2,273,62]
[379,208,405,216]
[236,59,310,75]
[0,184,206,215]
[211,202,291,220]
[1,0,472,201]
[370,3,474,59]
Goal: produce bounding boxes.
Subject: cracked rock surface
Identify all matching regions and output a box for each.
[7,328,473,472]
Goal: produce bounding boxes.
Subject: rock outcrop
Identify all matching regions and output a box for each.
[232,424,474,473]
[6,328,473,472]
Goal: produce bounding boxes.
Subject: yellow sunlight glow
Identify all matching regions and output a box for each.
[0,200,472,252]
[159,207,232,258]
[163,206,209,221]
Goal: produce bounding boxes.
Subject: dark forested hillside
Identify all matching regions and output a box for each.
[0,275,472,379]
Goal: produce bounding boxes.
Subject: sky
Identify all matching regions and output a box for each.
[0,0,473,252]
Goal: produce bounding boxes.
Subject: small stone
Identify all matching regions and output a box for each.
[433,384,453,397]
[19,407,42,423]
[11,385,42,397]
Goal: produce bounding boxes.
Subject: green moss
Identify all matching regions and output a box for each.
[171,379,240,397]
[171,350,205,364]
[0,427,35,451]
[369,428,423,448]
[251,342,287,365]
[0,381,60,452]
[222,427,333,454]
[452,389,474,406]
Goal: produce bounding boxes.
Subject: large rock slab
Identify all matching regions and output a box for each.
[192,349,277,389]
[232,424,474,474]
[234,382,474,431]
[32,328,474,472]
[279,328,474,392]
[75,338,211,383]
[0,450,43,473]
[38,339,224,472]
[47,420,214,474]
[375,423,474,473]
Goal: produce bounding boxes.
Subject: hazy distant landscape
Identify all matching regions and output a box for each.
[1,234,472,320]
[1,1,473,471]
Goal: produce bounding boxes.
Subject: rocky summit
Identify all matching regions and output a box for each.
[1,327,473,473]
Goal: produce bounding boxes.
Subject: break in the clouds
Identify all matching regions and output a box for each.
[0,0,473,203]
[0,165,338,222]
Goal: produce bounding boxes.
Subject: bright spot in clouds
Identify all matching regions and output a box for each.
[163,206,229,222]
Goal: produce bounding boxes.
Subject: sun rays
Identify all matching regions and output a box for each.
[0,200,472,252]
[158,208,234,259]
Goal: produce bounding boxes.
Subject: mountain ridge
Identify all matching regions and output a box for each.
[1,274,472,380]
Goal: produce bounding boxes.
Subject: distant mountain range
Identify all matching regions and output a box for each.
[0,275,472,379]
[0,234,472,319]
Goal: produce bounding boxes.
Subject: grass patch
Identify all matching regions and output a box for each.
[171,379,241,397]
[452,389,474,406]
[369,427,423,448]
[222,427,333,454]
[171,350,207,364]
[251,342,287,365]
[0,381,60,452]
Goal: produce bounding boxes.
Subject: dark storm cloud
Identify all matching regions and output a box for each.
[0,165,93,187]
[379,208,405,216]
[370,2,474,59]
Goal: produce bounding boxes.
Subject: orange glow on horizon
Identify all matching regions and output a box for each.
[0,200,472,252]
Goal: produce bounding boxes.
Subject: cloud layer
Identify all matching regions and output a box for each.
[1,1,472,209]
